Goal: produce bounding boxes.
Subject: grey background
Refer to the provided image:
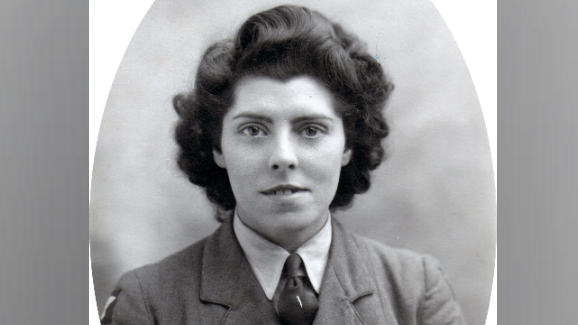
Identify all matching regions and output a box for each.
[1,0,577,324]
[0,0,575,324]
[0,1,87,324]
[88,1,496,324]
[497,0,578,323]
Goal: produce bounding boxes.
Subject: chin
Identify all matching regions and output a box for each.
[277,210,325,230]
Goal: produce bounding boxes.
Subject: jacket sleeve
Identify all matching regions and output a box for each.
[100,271,154,325]
[418,255,467,325]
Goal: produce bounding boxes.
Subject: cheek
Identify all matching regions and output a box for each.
[221,145,263,181]
[306,145,346,180]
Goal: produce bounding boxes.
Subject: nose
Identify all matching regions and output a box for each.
[268,132,298,171]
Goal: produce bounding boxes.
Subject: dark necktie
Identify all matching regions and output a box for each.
[276,253,319,325]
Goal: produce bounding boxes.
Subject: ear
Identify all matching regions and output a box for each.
[341,148,352,167]
[213,149,227,168]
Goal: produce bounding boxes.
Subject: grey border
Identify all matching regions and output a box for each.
[498,0,578,324]
[4,0,578,323]
[89,1,494,322]
[0,1,87,324]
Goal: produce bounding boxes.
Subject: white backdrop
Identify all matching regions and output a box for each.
[90,0,496,324]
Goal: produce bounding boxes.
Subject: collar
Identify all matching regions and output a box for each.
[199,217,385,324]
[233,210,332,300]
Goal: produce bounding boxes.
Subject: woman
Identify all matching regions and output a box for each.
[101,5,466,325]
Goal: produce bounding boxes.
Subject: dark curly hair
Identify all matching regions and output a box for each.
[174,5,393,221]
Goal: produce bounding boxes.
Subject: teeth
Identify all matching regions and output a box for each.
[270,189,298,195]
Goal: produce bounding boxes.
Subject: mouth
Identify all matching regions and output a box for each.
[261,185,308,196]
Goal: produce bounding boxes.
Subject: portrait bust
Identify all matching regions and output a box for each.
[90,1,496,324]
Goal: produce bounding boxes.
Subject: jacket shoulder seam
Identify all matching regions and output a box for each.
[131,270,155,325]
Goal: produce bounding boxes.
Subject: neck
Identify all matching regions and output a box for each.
[273,228,320,253]
[235,210,329,253]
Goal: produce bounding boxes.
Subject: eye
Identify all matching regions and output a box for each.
[240,125,267,137]
[300,126,324,138]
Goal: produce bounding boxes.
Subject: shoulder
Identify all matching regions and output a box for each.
[346,232,436,292]
[355,234,439,280]
[338,228,466,325]
[120,236,208,293]
[332,221,465,325]
[334,221,436,287]
[101,237,209,324]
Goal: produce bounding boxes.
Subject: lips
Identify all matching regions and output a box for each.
[261,185,308,196]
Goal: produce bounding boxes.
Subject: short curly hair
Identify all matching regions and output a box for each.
[174,5,393,221]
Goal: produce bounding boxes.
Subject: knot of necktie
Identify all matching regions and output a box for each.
[276,253,319,325]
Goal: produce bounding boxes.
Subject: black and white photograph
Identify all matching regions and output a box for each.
[89,0,496,324]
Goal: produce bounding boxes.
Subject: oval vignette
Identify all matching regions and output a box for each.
[89,1,496,324]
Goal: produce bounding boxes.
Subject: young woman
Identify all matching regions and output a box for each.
[101,5,465,325]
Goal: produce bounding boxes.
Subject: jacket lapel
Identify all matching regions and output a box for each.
[198,218,281,325]
[313,219,389,325]
[198,217,391,325]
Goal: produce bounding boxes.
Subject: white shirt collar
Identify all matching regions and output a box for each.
[233,210,332,300]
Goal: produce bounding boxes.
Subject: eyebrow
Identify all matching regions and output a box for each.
[232,113,273,123]
[291,115,335,124]
[232,113,334,124]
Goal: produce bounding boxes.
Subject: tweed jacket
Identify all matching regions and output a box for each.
[104,218,465,325]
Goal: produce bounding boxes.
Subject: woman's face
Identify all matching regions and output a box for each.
[213,76,351,249]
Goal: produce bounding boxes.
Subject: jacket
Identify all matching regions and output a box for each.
[104,218,465,324]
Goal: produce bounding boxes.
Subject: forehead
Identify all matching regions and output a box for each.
[229,76,338,118]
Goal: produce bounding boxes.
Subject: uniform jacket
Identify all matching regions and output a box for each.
[104,218,465,325]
